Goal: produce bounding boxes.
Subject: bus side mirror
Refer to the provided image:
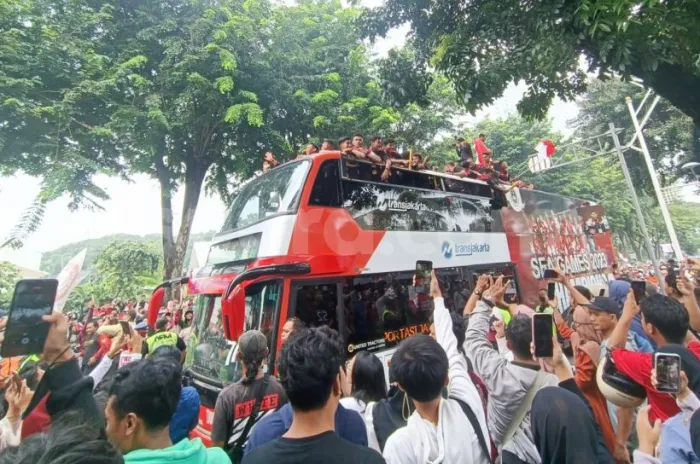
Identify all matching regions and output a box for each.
[148,286,165,329]
[222,284,245,341]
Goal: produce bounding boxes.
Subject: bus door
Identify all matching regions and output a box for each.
[289,279,344,337]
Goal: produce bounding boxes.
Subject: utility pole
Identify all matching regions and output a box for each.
[610,123,666,295]
[625,95,684,261]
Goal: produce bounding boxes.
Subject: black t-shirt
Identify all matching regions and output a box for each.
[243,431,385,464]
[457,142,473,162]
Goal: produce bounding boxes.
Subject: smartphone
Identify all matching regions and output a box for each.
[119,320,132,336]
[2,279,58,358]
[654,353,681,394]
[599,288,606,296]
[547,282,556,301]
[415,261,433,294]
[631,280,646,305]
[532,313,554,358]
[543,269,558,279]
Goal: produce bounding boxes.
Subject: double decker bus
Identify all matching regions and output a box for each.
[147,151,616,443]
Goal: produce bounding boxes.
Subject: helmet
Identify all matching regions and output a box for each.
[596,355,646,408]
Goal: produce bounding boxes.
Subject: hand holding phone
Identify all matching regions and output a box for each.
[631,280,646,304]
[547,282,556,301]
[2,279,58,359]
[654,353,681,394]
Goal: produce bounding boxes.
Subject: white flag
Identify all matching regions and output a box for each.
[54,248,87,312]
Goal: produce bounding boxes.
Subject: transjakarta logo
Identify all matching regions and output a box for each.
[378,199,428,212]
[441,240,490,259]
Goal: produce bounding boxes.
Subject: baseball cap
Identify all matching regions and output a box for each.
[134,321,148,331]
[238,330,268,361]
[584,297,621,316]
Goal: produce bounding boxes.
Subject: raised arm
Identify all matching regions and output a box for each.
[608,288,638,349]
[553,268,590,306]
[679,276,700,332]
[463,275,490,316]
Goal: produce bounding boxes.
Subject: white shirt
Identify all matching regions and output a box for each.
[383,298,489,464]
[340,397,366,415]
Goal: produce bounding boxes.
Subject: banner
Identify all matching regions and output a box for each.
[54,248,87,312]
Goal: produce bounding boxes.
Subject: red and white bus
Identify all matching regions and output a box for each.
[147,151,615,443]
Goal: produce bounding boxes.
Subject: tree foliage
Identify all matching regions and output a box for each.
[0,261,21,309]
[3,0,458,281]
[570,79,697,191]
[363,0,700,128]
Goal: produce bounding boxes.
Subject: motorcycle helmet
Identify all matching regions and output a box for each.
[597,354,646,408]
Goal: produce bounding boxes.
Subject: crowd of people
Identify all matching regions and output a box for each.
[0,258,698,463]
[261,133,527,188]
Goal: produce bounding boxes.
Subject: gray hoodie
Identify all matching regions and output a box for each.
[465,301,558,464]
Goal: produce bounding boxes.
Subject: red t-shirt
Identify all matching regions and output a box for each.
[474,139,489,165]
[612,341,700,423]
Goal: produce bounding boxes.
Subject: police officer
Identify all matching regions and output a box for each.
[142,318,187,362]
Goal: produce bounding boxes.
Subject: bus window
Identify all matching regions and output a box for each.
[291,283,340,333]
[244,281,282,353]
[309,160,341,207]
[341,181,496,233]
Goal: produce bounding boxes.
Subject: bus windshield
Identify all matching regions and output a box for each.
[220,160,310,233]
[185,282,281,385]
[185,295,238,384]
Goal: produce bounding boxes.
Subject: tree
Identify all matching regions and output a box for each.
[0,261,21,309]
[1,0,125,248]
[91,240,161,299]
[570,79,696,191]
[667,202,700,256]
[363,0,700,129]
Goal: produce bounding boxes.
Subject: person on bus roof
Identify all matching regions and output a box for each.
[321,139,335,151]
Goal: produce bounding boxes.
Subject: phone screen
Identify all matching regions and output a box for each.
[415,261,432,294]
[631,280,646,304]
[547,282,556,301]
[543,269,557,279]
[532,314,554,358]
[2,279,58,358]
[655,353,681,393]
[119,321,132,336]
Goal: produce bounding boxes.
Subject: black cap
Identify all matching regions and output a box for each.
[584,297,621,316]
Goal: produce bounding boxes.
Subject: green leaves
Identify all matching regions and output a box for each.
[215,76,234,93]
[224,102,263,126]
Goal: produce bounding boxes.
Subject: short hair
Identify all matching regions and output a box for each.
[446,161,456,167]
[338,137,351,145]
[371,136,382,143]
[574,285,593,301]
[108,358,182,431]
[308,143,319,151]
[390,334,447,402]
[0,412,122,464]
[641,294,689,344]
[286,317,305,332]
[351,351,387,404]
[322,139,335,148]
[151,345,182,365]
[506,314,533,359]
[278,326,345,411]
[352,132,363,139]
[127,310,137,322]
[155,318,168,331]
[383,138,396,145]
[86,320,98,329]
[457,137,465,142]
[479,133,485,138]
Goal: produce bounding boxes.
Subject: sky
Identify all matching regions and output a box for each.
[0,16,691,268]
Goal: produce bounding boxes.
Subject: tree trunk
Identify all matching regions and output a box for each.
[155,155,177,282]
[170,161,209,280]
